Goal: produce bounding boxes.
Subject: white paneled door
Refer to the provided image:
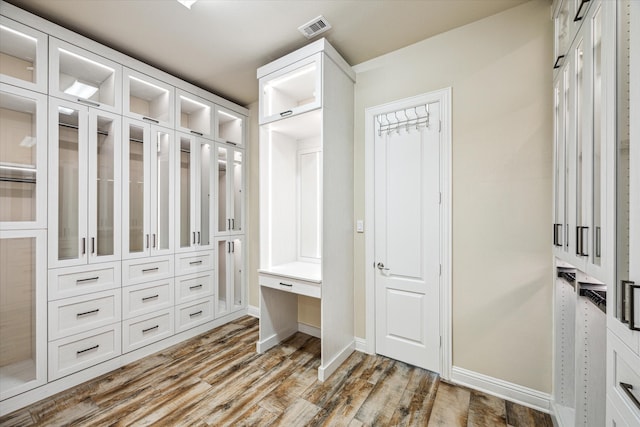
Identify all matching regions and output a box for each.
[374,102,441,373]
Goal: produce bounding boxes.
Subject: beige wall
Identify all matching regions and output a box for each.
[353,0,553,393]
[248,0,553,392]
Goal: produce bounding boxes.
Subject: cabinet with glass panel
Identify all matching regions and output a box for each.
[0,16,47,93]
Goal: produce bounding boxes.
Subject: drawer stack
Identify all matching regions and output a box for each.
[47,263,122,380]
[174,251,215,333]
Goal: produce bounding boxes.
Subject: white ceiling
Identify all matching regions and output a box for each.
[6,0,530,107]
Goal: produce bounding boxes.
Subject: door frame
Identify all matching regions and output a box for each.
[364,87,452,380]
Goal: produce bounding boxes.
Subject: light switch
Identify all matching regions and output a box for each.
[356,220,364,233]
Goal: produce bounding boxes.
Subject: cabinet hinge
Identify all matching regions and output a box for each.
[439,120,442,133]
[439,264,442,276]
[439,192,442,204]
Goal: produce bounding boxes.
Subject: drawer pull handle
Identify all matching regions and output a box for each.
[77,344,99,355]
[77,309,100,318]
[280,110,293,117]
[76,277,99,284]
[142,325,159,333]
[189,310,203,318]
[279,282,293,287]
[189,260,203,265]
[142,116,159,124]
[620,382,640,411]
[189,284,203,290]
[573,0,590,22]
[77,98,100,107]
[190,130,204,136]
[142,295,159,302]
[142,267,159,273]
[553,55,565,70]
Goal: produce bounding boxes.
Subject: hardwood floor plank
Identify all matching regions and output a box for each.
[427,381,471,427]
[0,317,553,427]
[467,390,507,427]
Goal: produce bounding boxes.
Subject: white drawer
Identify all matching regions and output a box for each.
[122,309,174,353]
[49,290,121,340]
[48,263,120,300]
[48,323,121,381]
[175,298,214,333]
[259,273,321,299]
[122,279,174,320]
[175,251,214,276]
[175,271,214,305]
[122,256,173,286]
[608,331,640,421]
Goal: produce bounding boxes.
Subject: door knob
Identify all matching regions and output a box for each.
[377,262,389,271]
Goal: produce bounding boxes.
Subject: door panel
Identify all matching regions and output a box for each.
[375,102,440,373]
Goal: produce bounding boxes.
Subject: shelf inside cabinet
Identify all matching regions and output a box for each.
[126,71,172,125]
[178,93,212,137]
[216,107,243,146]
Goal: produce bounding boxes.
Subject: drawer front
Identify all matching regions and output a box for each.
[175,272,214,304]
[259,273,321,299]
[123,256,173,286]
[123,279,174,319]
[175,252,214,276]
[123,309,174,353]
[49,263,120,300]
[175,298,214,333]
[49,290,121,340]
[608,331,640,421]
[48,324,121,381]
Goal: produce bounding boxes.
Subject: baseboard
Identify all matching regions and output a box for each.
[318,340,355,381]
[247,305,259,318]
[450,366,551,414]
[256,326,298,354]
[354,337,369,353]
[297,322,320,338]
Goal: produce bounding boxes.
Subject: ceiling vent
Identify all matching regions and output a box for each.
[298,16,332,39]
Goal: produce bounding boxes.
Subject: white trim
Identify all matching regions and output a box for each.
[354,337,369,353]
[364,87,452,379]
[451,366,552,414]
[297,322,321,338]
[256,327,298,353]
[247,304,260,318]
[318,341,355,381]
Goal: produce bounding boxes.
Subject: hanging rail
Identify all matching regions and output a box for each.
[376,104,430,136]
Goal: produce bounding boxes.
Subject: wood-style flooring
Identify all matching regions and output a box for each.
[0,316,553,426]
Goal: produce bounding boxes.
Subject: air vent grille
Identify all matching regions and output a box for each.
[298,16,332,39]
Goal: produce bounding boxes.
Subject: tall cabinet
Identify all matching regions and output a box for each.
[0,1,248,413]
[257,39,355,381]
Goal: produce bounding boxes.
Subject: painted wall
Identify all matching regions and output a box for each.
[248,0,553,393]
[353,0,553,392]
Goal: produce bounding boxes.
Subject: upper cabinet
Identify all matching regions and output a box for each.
[215,105,245,147]
[258,53,321,125]
[122,118,174,260]
[49,38,122,114]
[0,16,47,93]
[176,89,213,140]
[0,83,47,229]
[123,68,174,128]
[48,97,121,268]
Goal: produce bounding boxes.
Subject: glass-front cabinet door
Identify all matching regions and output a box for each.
[0,84,47,229]
[122,118,174,259]
[215,236,244,318]
[176,89,213,140]
[215,106,245,147]
[176,133,214,253]
[258,52,321,124]
[0,229,47,400]
[48,98,121,267]
[49,38,122,114]
[123,68,174,128]
[216,145,244,235]
[0,17,47,93]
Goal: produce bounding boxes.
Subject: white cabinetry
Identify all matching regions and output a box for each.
[176,133,214,252]
[257,39,355,381]
[176,89,213,140]
[216,236,244,317]
[48,97,121,268]
[0,16,47,93]
[122,118,174,259]
[123,68,174,128]
[216,144,244,235]
[49,38,122,114]
[215,105,245,147]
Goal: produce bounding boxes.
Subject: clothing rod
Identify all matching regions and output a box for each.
[128,138,144,144]
[0,176,36,184]
[59,122,110,136]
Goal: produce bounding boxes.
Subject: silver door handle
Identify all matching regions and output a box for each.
[377,262,389,271]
